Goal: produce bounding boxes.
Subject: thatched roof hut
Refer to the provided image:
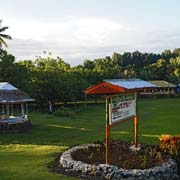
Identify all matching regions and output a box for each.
[0,82,34,103]
[0,82,34,120]
[0,83,34,133]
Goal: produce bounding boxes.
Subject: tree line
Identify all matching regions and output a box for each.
[0,20,180,110]
[0,48,180,107]
[75,49,180,85]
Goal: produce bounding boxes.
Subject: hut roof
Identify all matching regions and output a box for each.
[148,80,176,88]
[85,78,156,95]
[0,82,34,103]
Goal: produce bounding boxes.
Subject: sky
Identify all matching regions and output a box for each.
[0,0,180,66]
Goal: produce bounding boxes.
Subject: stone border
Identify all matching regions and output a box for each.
[0,120,32,133]
[60,144,179,180]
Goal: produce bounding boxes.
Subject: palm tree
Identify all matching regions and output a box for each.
[0,20,12,48]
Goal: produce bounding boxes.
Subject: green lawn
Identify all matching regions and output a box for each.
[0,98,180,180]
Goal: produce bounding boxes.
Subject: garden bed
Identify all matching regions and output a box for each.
[71,140,168,169]
[0,119,32,133]
[59,140,178,180]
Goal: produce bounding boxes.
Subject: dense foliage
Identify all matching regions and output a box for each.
[75,49,180,84]
[0,48,180,109]
[159,134,180,175]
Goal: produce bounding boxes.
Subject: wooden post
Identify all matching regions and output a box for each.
[26,103,28,115]
[48,101,52,113]
[2,104,4,119]
[7,103,10,118]
[106,97,110,164]
[21,103,25,117]
[134,115,138,147]
[11,104,14,116]
[2,104,4,114]
[134,92,138,147]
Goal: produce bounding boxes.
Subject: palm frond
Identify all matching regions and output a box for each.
[0,20,12,48]
[0,38,8,48]
[0,26,9,33]
[0,33,12,40]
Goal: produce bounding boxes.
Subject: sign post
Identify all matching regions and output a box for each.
[106,97,110,164]
[134,92,138,147]
[105,93,138,164]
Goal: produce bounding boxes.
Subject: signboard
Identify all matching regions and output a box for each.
[109,93,136,125]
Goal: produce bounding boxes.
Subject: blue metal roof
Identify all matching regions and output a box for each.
[104,78,156,89]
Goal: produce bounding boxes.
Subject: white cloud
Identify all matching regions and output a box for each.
[4,17,180,65]
[6,17,134,64]
[7,17,130,42]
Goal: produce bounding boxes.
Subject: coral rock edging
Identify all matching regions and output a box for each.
[60,144,179,180]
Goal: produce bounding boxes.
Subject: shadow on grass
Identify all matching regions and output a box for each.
[0,105,106,147]
[1,98,180,147]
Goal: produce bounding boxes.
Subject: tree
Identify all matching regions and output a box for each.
[0,49,16,82]
[32,55,89,112]
[83,59,94,70]
[173,48,180,57]
[161,50,173,60]
[0,20,12,48]
[167,56,180,84]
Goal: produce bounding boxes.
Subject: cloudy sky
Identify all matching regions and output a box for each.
[1,0,180,66]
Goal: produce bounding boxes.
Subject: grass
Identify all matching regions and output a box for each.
[0,97,180,179]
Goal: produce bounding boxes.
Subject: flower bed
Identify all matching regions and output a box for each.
[160,134,180,176]
[59,141,178,180]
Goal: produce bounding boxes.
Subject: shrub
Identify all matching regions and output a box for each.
[159,134,180,175]
[53,105,88,117]
[54,107,75,117]
[159,134,180,156]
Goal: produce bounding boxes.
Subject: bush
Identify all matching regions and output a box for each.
[159,134,180,175]
[159,134,180,156]
[54,107,75,117]
[53,105,87,117]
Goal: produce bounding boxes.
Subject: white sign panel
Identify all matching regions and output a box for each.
[109,93,136,125]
